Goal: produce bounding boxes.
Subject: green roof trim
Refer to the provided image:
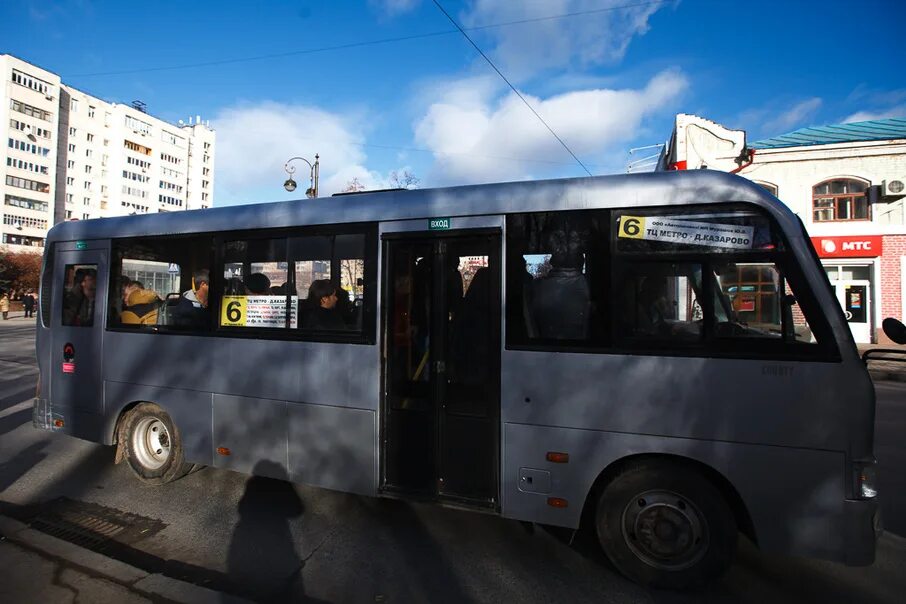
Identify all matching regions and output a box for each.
[750,117,906,149]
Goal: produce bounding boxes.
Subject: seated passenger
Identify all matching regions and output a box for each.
[302,279,346,330]
[245,272,271,295]
[170,268,210,328]
[121,288,162,325]
[635,276,670,336]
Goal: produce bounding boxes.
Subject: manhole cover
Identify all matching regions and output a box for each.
[23,497,166,553]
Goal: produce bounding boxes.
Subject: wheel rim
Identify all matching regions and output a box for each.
[621,489,709,571]
[131,416,171,470]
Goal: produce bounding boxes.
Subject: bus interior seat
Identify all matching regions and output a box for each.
[156,293,183,326]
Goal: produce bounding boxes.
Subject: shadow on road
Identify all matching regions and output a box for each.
[226,460,323,603]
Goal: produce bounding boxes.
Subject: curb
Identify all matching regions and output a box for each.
[0,514,250,604]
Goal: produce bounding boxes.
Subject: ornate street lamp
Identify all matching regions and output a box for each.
[283,154,320,198]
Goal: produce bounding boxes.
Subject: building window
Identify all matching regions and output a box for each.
[66,177,74,186]
[69,127,77,136]
[87,133,94,142]
[68,143,76,152]
[70,99,79,112]
[10,99,52,122]
[813,179,869,222]
[11,69,51,95]
[6,174,50,193]
[88,106,96,118]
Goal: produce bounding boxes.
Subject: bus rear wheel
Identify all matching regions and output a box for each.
[122,403,190,485]
[595,461,737,590]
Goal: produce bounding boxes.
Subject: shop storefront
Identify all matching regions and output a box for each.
[811,235,881,343]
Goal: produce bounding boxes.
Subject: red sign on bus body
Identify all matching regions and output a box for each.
[810,236,882,258]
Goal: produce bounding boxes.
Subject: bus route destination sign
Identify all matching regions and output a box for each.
[429,217,451,230]
[618,215,753,250]
[220,295,299,328]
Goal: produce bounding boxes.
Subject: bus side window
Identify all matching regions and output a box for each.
[505,210,609,348]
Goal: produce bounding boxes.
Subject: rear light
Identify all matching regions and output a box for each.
[854,458,878,499]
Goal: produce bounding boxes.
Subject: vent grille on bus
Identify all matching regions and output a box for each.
[40,242,54,328]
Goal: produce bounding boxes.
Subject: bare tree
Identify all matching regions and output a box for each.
[343,177,366,193]
[389,170,420,190]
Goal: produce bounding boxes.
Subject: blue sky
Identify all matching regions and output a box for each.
[2,0,905,206]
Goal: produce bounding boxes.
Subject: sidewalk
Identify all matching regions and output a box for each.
[0,515,249,604]
[859,344,906,383]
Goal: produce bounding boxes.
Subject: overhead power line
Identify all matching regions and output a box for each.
[65,1,668,78]
[431,0,594,177]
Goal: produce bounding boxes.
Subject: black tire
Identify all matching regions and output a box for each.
[122,403,191,485]
[595,460,737,590]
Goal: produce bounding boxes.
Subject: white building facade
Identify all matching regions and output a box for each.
[1,54,215,253]
[664,114,906,343]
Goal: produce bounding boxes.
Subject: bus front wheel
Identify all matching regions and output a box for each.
[595,460,737,589]
[122,403,190,485]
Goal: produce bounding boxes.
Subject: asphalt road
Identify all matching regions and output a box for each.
[2,320,905,603]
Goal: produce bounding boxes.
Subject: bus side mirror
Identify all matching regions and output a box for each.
[882,318,906,345]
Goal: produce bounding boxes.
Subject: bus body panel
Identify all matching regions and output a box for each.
[101,333,380,412]
[501,422,869,562]
[500,350,872,453]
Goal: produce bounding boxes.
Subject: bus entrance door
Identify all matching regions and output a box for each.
[382,233,500,508]
[49,247,107,437]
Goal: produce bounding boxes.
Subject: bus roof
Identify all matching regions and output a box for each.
[45,170,788,244]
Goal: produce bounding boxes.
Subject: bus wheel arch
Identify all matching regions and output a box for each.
[117,401,191,484]
[582,453,756,589]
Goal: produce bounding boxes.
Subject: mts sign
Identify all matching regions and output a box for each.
[810,236,883,258]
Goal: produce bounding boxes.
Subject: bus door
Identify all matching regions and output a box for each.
[382,232,500,507]
[50,247,107,421]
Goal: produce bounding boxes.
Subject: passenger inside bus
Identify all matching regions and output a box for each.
[121,285,162,326]
[168,268,210,327]
[245,272,271,295]
[62,267,97,327]
[302,279,346,330]
[528,221,590,340]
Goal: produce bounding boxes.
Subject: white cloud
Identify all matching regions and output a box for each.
[414,69,687,184]
[460,0,666,81]
[843,105,906,123]
[763,97,822,134]
[212,101,375,204]
[212,101,426,203]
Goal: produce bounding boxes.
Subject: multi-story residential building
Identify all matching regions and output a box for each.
[1,54,215,253]
[662,113,906,343]
[1,54,60,250]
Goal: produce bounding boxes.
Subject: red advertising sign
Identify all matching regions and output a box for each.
[810,236,882,258]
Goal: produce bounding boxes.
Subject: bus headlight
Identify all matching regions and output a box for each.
[854,459,878,499]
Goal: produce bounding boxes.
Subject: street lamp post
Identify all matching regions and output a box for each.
[283,154,319,198]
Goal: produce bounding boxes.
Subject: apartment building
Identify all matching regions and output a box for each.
[1,54,215,253]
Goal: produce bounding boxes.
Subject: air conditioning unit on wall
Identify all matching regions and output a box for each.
[882,178,905,197]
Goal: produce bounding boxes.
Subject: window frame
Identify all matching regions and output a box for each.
[105,223,378,344]
[504,204,839,361]
[812,178,870,223]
